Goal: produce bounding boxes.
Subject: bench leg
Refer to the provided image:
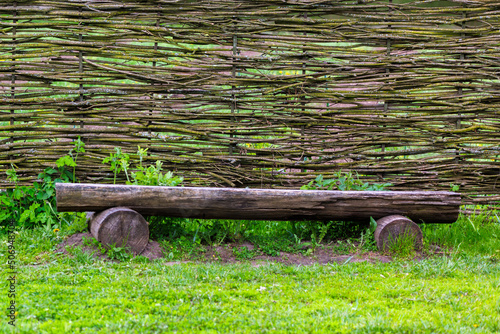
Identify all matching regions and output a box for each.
[374,215,423,252]
[89,207,149,255]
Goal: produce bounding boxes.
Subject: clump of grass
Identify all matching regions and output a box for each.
[64,245,95,265]
[423,209,500,256]
[384,230,418,259]
[82,236,133,261]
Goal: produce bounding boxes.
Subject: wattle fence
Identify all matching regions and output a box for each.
[1,0,499,205]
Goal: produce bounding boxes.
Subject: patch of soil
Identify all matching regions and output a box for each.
[55,232,165,261]
[56,233,437,265]
[139,241,165,260]
[203,242,393,266]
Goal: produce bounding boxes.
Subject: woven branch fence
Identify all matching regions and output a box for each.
[1,0,499,205]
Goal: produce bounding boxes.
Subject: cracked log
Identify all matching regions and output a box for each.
[56,183,460,224]
[374,215,423,252]
[89,207,149,255]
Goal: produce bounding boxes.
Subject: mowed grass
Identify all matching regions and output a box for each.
[1,209,500,333]
[2,256,500,333]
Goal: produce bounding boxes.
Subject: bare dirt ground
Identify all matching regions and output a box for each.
[55,232,401,265]
[202,241,394,265]
[55,232,164,261]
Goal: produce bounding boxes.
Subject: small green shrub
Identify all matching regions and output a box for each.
[1,168,68,230]
[102,146,184,187]
[0,138,88,230]
[300,171,392,191]
[103,147,130,184]
[56,137,85,183]
[105,244,133,262]
[128,147,183,187]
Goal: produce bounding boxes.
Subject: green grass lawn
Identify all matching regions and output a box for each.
[1,210,500,333]
[2,254,500,333]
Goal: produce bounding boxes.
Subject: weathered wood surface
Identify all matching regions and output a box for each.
[90,207,149,255]
[374,215,423,252]
[56,183,460,224]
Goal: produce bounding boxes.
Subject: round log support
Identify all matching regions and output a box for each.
[374,215,423,252]
[89,207,149,255]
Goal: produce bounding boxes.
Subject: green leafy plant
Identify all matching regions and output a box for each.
[129,160,183,187]
[0,139,88,230]
[102,146,183,187]
[1,166,67,229]
[299,220,333,253]
[103,147,131,184]
[301,172,392,191]
[56,137,85,183]
[129,147,183,186]
[105,243,133,261]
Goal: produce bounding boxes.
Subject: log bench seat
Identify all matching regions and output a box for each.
[56,183,461,255]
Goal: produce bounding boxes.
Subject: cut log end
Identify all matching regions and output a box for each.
[374,215,423,252]
[89,207,149,255]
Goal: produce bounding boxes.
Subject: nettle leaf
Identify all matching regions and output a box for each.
[6,168,18,183]
[19,203,40,223]
[44,168,58,175]
[19,209,33,223]
[40,213,52,227]
[0,211,12,222]
[58,169,73,182]
[0,193,14,207]
[36,188,53,201]
[12,188,24,200]
[369,217,378,233]
[56,155,76,168]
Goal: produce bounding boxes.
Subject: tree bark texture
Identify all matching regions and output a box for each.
[57,183,460,224]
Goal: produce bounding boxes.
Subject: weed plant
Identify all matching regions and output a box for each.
[0,138,87,230]
[82,236,133,261]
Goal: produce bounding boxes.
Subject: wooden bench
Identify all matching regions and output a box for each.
[56,183,461,255]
